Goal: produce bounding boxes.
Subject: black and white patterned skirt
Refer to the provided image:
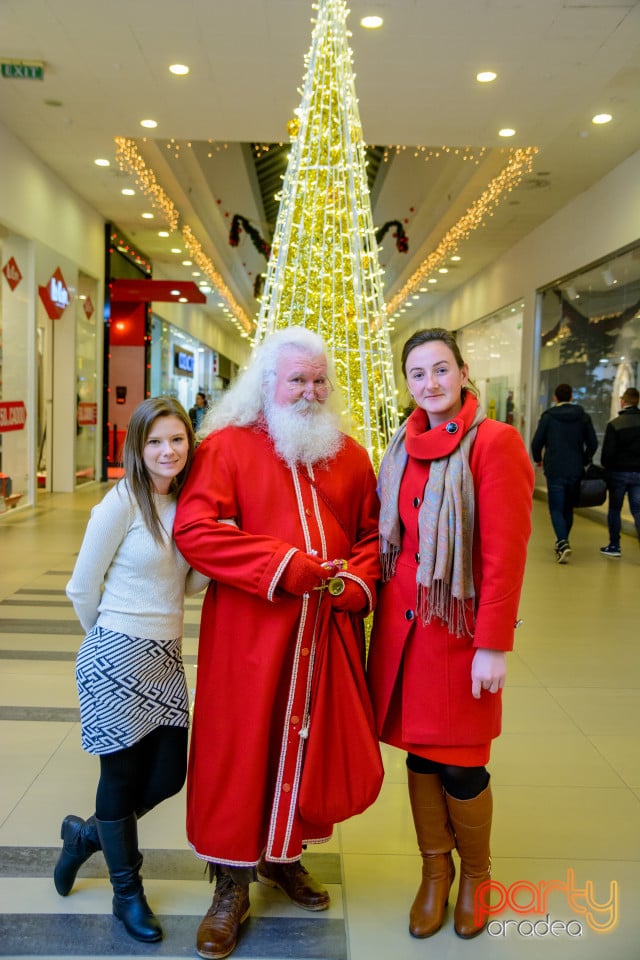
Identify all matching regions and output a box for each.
[76,626,189,755]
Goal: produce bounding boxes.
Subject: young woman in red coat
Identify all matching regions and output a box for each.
[367,328,534,940]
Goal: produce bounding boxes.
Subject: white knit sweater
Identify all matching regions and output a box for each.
[66,483,208,640]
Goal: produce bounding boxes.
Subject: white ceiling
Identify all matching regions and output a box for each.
[1,0,640,342]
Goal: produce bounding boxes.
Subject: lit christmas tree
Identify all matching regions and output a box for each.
[254,0,398,464]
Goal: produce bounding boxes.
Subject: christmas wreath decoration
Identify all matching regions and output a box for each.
[229,214,271,259]
[375,220,409,253]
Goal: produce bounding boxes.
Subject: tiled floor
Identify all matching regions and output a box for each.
[1,484,639,958]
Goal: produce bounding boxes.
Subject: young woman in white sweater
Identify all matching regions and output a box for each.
[54,396,208,943]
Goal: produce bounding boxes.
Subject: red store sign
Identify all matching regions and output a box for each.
[0,401,27,433]
[77,402,98,426]
[38,266,70,319]
[2,256,22,291]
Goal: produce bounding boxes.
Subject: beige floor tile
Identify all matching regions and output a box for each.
[589,734,640,789]
[491,733,626,787]
[549,688,640,735]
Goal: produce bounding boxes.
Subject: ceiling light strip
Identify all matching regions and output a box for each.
[114,137,180,231]
[181,226,253,335]
[386,146,539,317]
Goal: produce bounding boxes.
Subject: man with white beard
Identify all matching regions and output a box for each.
[174,327,381,960]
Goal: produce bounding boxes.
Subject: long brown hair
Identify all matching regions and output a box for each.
[122,397,194,544]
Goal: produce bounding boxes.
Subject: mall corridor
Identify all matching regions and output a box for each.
[0,484,639,959]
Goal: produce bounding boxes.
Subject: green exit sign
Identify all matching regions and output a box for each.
[1,60,44,80]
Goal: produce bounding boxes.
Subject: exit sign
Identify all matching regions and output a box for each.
[1,60,44,80]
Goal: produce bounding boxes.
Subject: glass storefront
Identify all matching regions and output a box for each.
[537,243,640,445]
[456,300,525,435]
[74,273,99,484]
[149,314,224,411]
[0,228,30,512]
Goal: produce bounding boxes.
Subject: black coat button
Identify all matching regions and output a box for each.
[415,553,420,563]
[405,609,415,621]
[413,496,421,507]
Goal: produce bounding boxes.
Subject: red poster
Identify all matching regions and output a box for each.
[0,401,27,432]
[2,256,22,291]
[77,402,98,426]
[38,267,70,319]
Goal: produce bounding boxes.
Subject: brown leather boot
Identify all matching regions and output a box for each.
[407,770,455,937]
[257,856,330,911]
[445,781,493,939]
[196,868,250,959]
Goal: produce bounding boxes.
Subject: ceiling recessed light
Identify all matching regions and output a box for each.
[178,297,188,303]
[476,71,497,83]
[499,127,516,138]
[121,188,135,196]
[451,255,461,262]
[140,118,158,129]
[169,64,190,76]
[141,212,154,219]
[438,267,449,274]
[171,248,182,254]
[158,231,169,237]
[170,289,181,296]
[192,271,201,277]
[360,15,383,29]
[94,158,110,167]
[592,113,612,125]
[428,278,438,284]
[181,259,192,266]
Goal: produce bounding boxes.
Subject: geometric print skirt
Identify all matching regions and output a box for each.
[76,626,189,755]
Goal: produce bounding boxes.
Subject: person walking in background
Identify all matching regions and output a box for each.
[189,391,209,433]
[174,327,381,960]
[600,386,640,558]
[531,383,597,563]
[55,397,208,943]
[367,328,533,940]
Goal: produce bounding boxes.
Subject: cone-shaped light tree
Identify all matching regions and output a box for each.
[254,0,399,465]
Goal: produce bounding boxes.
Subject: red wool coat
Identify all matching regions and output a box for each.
[173,422,380,865]
[367,403,534,763]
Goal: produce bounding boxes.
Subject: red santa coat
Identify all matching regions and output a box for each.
[173,422,380,865]
[367,404,534,762]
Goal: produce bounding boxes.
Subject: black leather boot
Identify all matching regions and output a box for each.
[54,814,101,896]
[96,815,162,942]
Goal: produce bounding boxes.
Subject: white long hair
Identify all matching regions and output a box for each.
[200,327,342,436]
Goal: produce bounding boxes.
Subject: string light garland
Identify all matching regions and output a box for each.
[114,137,180,231]
[386,146,539,318]
[379,144,490,165]
[181,225,253,336]
[254,0,399,466]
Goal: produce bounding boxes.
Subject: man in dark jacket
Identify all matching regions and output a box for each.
[599,387,640,558]
[531,383,598,563]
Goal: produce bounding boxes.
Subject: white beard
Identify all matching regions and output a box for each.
[264,397,344,467]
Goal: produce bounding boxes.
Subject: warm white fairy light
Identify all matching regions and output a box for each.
[182,226,253,335]
[254,0,398,465]
[387,146,538,317]
[114,137,179,230]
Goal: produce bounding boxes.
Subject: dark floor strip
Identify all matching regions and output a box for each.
[0,705,80,722]
[0,914,346,958]
[1,599,74,607]
[43,571,74,576]
[0,650,198,664]
[0,849,341,884]
[0,620,199,637]
[16,588,67,595]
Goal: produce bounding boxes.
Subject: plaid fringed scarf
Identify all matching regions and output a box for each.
[378,398,486,638]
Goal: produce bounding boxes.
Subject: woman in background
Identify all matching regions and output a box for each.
[368,329,533,940]
[54,397,208,943]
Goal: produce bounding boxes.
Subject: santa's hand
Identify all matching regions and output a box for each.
[330,577,367,613]
[471,649,506,699]
[279,552,326,596]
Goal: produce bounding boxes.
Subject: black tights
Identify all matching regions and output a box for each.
[406,753,489,801]
[95,725,188,821]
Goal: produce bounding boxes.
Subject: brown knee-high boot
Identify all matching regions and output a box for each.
[445,781,493,939]
[407,770,455,937]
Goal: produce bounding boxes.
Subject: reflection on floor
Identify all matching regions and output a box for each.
[0,485,639,959]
